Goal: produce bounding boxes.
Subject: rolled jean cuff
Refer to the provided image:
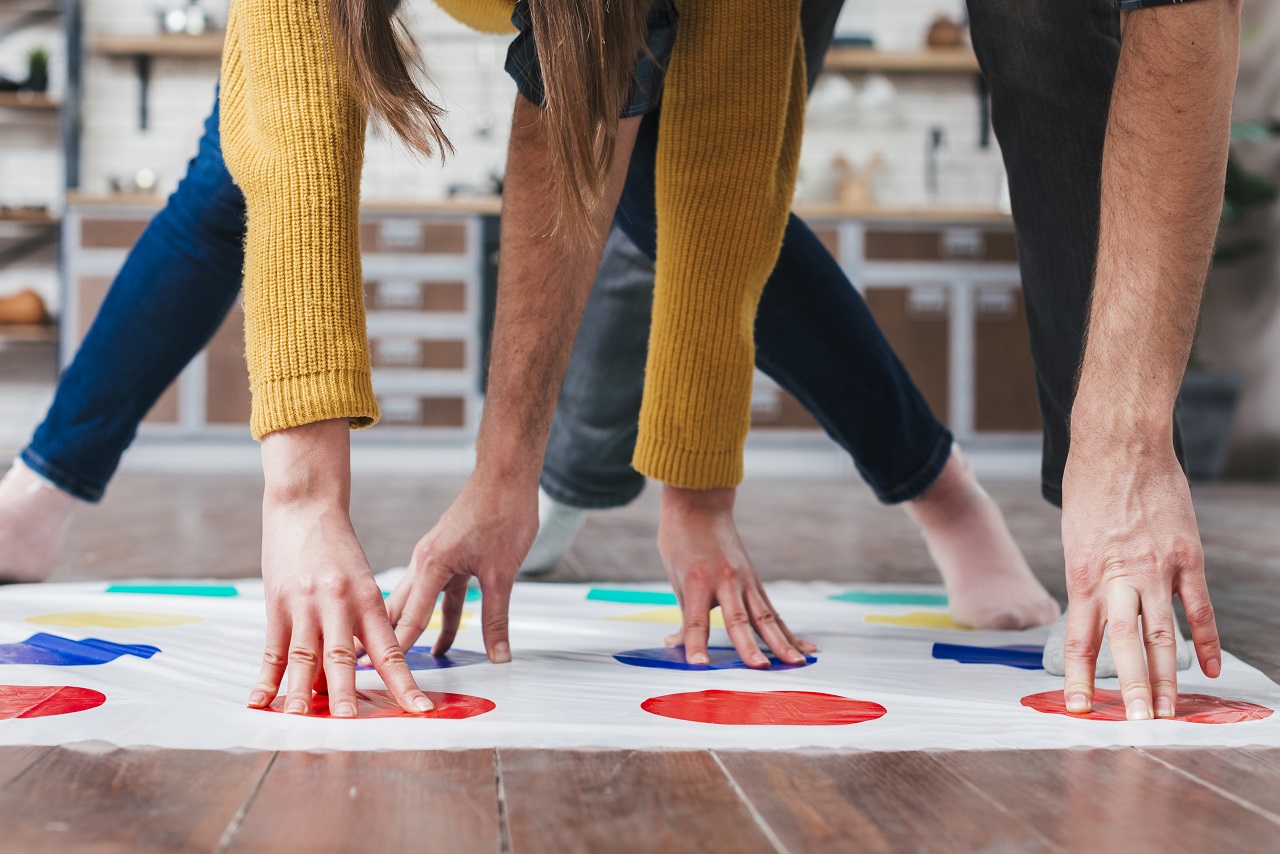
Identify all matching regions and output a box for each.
[872,428,954,505]
[19,446,104,503]
[539,469,647,511]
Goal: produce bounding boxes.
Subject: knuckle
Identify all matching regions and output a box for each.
[288,647,319,667]
[723,611,752,631]
[261,649,287,668]
[1143,626,1178,648]
[1065,562,1097,592]
[1150,677,1177,692]
[1101,553,1158,579]
[379,647,408,669]
[325,646,357,667]
[1108,619,1139,639]
[1120,679,1151,695]
[483,614,509,634]
[1063,637,1099,661]
[1166,542,1203,572]
[753,609,779,628]
[1185,601,1216,627]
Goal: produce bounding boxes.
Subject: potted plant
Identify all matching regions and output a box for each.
[1178,117,1279,481]
[24,47,49,93]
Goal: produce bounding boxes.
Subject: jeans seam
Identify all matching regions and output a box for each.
[19,446,103,503]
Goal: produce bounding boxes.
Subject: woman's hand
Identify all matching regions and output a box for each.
[382,475,539,663]
[252,421,432,717]
[658,485,815,668]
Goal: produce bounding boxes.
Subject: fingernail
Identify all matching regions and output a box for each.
[1066,693,1091,714]
[356,655,371,667]
[285,699,307,715]
[1155,697,1174,718]
[335,701,356,718]
[1207,658,1222,678]
[786,651,806,664]
[689,653,710,665]
[248,691,267,707]
[1128,699,1152,721]
[491,642,511,664]
[751,655,770,669]
[412,695,434,713]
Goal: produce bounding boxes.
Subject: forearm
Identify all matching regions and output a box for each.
[221,0,377,440]
[475,96,639,486]
[634,0,805,489]
[1073,0,1241,443]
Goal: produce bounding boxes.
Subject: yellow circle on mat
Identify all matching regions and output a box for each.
[604,607,726,628]
[864,612,971,631]
[26,611,204,629]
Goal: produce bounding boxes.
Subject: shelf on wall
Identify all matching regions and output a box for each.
[823,47,981,74]
[90,32,225,59]
[0,324,57,344]
[91,33,225,130]
[0,92,60,111]
[0,208,58,225]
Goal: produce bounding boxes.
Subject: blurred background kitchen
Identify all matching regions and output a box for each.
[1,0,1277,484]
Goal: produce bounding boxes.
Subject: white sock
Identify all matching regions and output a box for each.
[519,488,587,577]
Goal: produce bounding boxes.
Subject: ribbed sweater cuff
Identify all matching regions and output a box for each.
[250,369,380,440]
[633,434,744,490]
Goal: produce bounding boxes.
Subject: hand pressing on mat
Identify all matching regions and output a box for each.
[658,485,816,669]
[382,475,538,664]
[1060,438,1221,722]
[257,420,433,717]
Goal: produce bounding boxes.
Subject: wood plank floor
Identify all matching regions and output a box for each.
[3,472,1279,852]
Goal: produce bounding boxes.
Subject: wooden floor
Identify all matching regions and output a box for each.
[4,472,1280,852]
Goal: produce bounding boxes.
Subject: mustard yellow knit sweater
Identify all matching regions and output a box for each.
[221,0,805,489]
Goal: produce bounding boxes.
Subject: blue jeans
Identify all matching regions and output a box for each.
[22,97,246,501]
[543,0,952,508]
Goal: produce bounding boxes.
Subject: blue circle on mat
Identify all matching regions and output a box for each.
[931,642,1044,670]
[613,646,817,671]
[356,648,488,671]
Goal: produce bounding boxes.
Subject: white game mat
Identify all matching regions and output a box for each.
[0,572,1276,751]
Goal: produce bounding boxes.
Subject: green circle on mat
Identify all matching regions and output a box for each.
[829,591,949,607]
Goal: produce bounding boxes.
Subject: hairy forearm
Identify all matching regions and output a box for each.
[475,97,639,485]
[1073,0,1241,442]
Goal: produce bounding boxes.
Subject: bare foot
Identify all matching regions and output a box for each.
[0,459,77,583]
[904,446,1060,630]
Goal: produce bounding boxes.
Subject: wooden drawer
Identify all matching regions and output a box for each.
[80,217,149,250]
[370,337,467,370]
[864,228,1018,263]
[377,395,467,428]
[974,289,1041,432]
[863,287,950,421]
[206,303,252,425]
[365,280,468,313]
[360,218,468,255]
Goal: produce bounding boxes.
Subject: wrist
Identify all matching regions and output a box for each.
[661,484,736,519]
[261,420,351,510]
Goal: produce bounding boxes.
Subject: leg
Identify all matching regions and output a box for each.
[0,92,246,580]
[966,0,1178,506]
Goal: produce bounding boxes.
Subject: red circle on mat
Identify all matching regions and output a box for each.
[0,685,107,720]
[1022,688,1273,724]
[642,690,886,726]
[262,689,494,720]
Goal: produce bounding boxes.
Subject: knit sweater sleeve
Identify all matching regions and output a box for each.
[220,0,378,439]
[632,1,807,488]
[432,0,516,34]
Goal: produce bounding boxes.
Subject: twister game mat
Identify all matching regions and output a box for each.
[0,572,1276,751]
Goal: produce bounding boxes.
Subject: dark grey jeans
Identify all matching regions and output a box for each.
[543,0,1160,510]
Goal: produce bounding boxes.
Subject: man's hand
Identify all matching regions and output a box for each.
[657,485,815,668]
[382,476,539,663]
[1061,438,1221,721]
[1058,1,1240,721]
[254,421,432,717]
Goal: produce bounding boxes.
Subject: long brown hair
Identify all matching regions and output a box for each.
[527,1,652,234]
[326,0,651,234]
[325,0,452,160]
